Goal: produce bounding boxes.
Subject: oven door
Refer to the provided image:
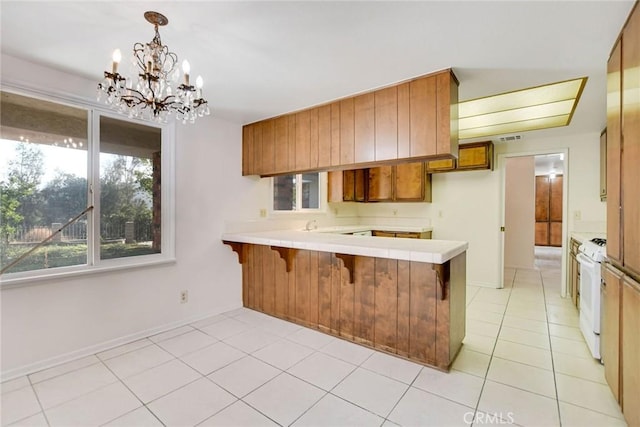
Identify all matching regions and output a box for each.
[577,252,601,358]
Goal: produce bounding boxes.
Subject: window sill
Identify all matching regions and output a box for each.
[0,258,177,289]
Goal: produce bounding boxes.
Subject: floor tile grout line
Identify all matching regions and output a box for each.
[470,273,514,426]
[23,374,51,427]
[539,265,563,426]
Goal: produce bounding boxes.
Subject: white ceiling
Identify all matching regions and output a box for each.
[0,1,634,140]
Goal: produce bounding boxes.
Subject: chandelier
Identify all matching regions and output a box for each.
[97,11,210,124]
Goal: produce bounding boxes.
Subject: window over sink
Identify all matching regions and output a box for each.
[272,172,326,213]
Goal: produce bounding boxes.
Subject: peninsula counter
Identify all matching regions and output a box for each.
[222,230,468,370]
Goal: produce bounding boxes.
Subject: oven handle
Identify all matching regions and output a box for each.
[576,252,598,268]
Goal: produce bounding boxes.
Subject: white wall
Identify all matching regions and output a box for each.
[504,156,536,269]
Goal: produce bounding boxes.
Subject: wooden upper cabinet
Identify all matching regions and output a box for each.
[288,115,297,174]
[342,170,356,202]
[309,108,320,170]
[242,69,459,176]
[354,93,375,163]
[330,102,341,167]
[317,105,332,168]
[368,166,394,202]
[396,162,431,202]
[274,116,289,174]
[374,86,398,161]
[295,110,311,171]
[426,158,455,173]
[242,124,255,176]
[397,83,411,159]
[622,5,640,276]
[261,119,275,175]
[437,71,459,157]
[409,76,437,158]
[426,141,493,173]
[607,39,623,264]
[457,141,492,170]
[340,98,355,165]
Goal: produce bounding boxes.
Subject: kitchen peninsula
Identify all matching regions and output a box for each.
[222,230,468,370]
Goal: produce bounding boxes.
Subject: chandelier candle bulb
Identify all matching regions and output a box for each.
[196,75,203,98]
[111,49,121,74]
[182,60,190,85]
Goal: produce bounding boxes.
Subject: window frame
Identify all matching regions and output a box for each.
[0,86,176,287]
[269,172,327,215]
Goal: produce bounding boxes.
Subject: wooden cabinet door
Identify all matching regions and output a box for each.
[426,158,455,173]
[261,119,275,175]
[395,162,425,201]
[242,124,255,176]
[549,222,562,247]
[354,169,367,202]
[354,93,375,163]
[372,231,396,237]
[621,275,640,426]
[340,98,355,165]
[458,142,493,170]
[436,71,458,157]
[622,6,640,276]
[535,176,550,222]
[309,108,319,170]
[602,263,623,402]
[330,102,341,167]
[295,110,310,172]
[342,170,356,202]
[600,129,607,201]
[550,176,563,222]
[327,171,344,203]
[535,222,549,246]
[375,86,398,161]
[368,166,393,201]
[274,116,289,174]
[607,39,623,264]
[409,76,437,157]
[253,121,264,176]
[317,105,332,168]
[397,83,411,159]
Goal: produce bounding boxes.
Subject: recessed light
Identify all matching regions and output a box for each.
[458,77,587,140]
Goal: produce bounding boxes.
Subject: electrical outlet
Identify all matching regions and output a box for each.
[334,208,339,215]
[392,209,398,216]
[180,290,188,304]
[438,210,443,218]
[259,208,267,218]
[573,210,582,220]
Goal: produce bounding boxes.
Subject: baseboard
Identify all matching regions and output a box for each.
[1,302,241,382]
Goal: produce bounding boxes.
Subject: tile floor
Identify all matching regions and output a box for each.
[2,248,627,426]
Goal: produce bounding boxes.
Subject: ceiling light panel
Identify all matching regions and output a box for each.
[458,77,587,139]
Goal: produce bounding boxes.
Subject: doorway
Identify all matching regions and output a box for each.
[499,150,568,297]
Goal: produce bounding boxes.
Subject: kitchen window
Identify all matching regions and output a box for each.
[0,90,175,284]
[272,172,325,212]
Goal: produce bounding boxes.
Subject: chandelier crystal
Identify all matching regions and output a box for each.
[97,11,210,124]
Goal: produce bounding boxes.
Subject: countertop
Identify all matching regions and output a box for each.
[221,229,467,264]
[310,225,433,234]
[570,232,606,244]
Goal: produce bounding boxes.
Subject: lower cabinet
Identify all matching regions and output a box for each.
[569,238,580,307]
[232,243,466,370]
[372,230,432,239]
[601,263,622,402]
[621,274,640,426]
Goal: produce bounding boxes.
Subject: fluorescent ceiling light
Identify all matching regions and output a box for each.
[458,77,587,140]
